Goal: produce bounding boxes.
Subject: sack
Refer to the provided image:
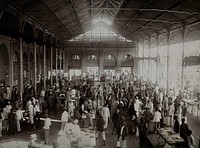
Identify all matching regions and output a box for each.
[117,140,120,147]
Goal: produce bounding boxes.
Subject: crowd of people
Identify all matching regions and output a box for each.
[0,73,199,148]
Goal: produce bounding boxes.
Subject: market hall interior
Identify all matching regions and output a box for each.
[0,0,200,148]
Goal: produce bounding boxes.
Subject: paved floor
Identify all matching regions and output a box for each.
[0,107,139,148]
[0,109,199,148]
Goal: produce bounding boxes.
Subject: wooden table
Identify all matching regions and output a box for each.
[157,128,184,148]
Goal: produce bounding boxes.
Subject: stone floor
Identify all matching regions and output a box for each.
[0,108,200,148]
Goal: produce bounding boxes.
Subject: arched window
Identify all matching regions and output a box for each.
[87,54,98,60]
[13,51,19,62]
[124,54,133,60]
[30,53,34,62]
[23,52,28,63]
[105,54,116,61]
[71,54,80,60]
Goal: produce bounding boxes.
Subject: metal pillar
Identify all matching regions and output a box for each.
[60,48,62,73]
[181,25,186,91]
[19,38,23,102]
[63,47,66,73]
[156,34,159,84]
[55,47,58,82]
[9,39,14,87]
[43,44,46,89]
[50,46,53,85]
[142,39,145,81]
[33,42,37,98]
[167,30,170,93]
[148,36,151,81]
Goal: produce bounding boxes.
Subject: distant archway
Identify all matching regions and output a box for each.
[104,54,116,62]
[87,54,98,60]
[71,54,80,60]
[0,44,9,86]
[121,54,134,74]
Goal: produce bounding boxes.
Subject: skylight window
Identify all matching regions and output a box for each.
[92,17,112,26]
[69,18,132,42]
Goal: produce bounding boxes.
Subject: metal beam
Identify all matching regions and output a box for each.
[70,0,83,30]
[42,0,73,36]
[125,1,183,37]
[88,8,200,15]
[166,29,170,93]
[8,2,63,40]
[113,18,181,24]
[116,0,153,32]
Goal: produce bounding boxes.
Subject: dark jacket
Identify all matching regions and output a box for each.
[112,112,120,127]
[117,123,128,140]
[180,123,189,140]
[174,120,180,133]
[96,116,105,132]
[143,109,152,123]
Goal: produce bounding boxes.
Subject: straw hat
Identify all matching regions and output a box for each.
[30,134,37,139]
[74,119,79,124]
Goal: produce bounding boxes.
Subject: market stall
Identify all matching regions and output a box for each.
[78,128,96,148]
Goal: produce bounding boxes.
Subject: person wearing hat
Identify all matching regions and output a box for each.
[116,117,128,148]
[28,134,42,148]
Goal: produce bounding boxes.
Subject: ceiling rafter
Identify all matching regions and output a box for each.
[70,0,83,30]
[42,0,73,37]
[8,1,64,40]
[114,18,181,24]
[116,0,154,32]
[90,8,200,15]
[125,1,184,38]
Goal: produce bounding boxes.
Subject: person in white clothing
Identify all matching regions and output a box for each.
[145,99,154,113]
[43,114,51,144]
[64,118,74,139]
[61,108,69,131]
[71,119,80,141]
[28,134,42,148]
[134,97,143,117]
[15,107,23,132]
[101,104,110,129]
[28,102,34,125]
[153,109,162,133]
[57,130,71,148]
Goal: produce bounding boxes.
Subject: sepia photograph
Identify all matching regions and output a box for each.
[0,0,200,147]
